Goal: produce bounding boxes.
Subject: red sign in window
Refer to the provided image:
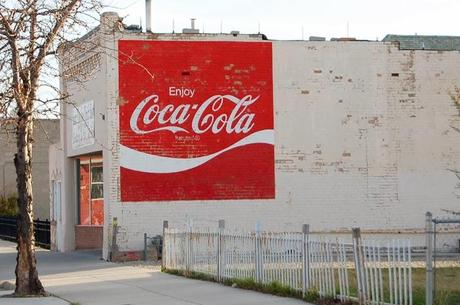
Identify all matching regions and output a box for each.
[118,40,274,202]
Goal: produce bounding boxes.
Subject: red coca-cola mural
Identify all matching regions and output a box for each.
[118,40,274,202]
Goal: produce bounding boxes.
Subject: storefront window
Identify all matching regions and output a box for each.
[91,166,103,200]
[78,157,104,226]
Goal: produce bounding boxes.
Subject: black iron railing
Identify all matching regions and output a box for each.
[0,216,50,249]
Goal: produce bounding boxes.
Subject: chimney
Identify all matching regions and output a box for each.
[145,0,152,32]
[191,18,196,30]
[182,18,199,34]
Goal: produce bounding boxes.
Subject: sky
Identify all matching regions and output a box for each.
[103,0,460,41]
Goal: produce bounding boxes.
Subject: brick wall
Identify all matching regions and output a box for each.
[102,40,460,255]
[75,225,103,249]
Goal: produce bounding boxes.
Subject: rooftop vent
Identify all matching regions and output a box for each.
[125,24,142,32]
[331,37,357,41]
[309,36,326,41]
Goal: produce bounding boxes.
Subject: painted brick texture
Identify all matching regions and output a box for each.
[96,38,460,253]
[118,40,275,202]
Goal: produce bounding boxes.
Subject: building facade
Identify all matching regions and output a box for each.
[50,13,460,259]
[1,119,59,219]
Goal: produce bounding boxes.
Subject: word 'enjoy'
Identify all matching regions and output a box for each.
[130,94,259,135]
[169,87,195,98]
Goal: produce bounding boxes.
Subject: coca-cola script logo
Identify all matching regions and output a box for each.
[119,40,274,202]
[130,94,258,135]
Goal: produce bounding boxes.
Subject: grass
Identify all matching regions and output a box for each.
[340,267,460,305]
[412,267,460,305]
[163,267,460,305]
[226,277,301,298]
[163,268,354,304]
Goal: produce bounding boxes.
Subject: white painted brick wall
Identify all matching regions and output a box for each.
[99,40,460,254]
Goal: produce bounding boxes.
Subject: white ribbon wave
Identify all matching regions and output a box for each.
[120,129,274,173]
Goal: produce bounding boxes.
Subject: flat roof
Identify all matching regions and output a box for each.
[383,34,460,51]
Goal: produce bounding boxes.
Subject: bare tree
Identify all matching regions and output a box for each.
[0,0,102,296]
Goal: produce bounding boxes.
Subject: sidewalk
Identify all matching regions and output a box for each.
[0,240,308,305]
[0,290,68,305]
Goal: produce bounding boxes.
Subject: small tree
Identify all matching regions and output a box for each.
[0,194,18,216]
[0,0,102,295]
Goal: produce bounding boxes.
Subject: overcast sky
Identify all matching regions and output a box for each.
[103,0,460,41]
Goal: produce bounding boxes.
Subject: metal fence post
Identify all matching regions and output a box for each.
[425,212,433,305]
[144,233,148,261]
[352,228,367,305]
[161,220,168,269]
[255,221,263,283]
[217,219,225,282]
[186,220,192,273]
[302,224,310,297]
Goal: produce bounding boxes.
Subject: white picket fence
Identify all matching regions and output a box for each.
[163,223,412,305]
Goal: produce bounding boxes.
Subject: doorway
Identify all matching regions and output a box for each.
[75,155,103,249]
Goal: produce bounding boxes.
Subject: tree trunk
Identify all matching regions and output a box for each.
[14,113,45,296]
